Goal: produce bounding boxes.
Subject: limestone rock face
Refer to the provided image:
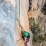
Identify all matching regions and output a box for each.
[15,0,32,46]
[0,0,32,46]
[0,0,16,46]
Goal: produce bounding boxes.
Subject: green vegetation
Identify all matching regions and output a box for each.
[42,9,46,15]
[33,8,36,11]
[37,4,39,9]
[32,23,42,43]
[41,3,46,15]
[33,23,40,32]
[44,32,46,41]
[29,18,34,23]
[29,18,46,43]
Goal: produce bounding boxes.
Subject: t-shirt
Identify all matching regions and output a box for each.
[24,42,27,46]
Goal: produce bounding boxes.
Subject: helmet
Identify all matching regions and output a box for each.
[21,31,30,42]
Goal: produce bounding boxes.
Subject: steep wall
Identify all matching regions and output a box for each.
[15,0,32,46]
[28,0,46,22]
